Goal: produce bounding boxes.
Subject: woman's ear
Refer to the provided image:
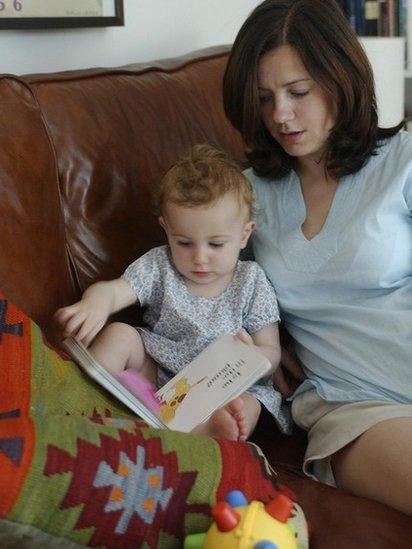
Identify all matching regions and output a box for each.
[240,220,256,248]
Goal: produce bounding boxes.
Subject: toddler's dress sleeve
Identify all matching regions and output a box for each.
[121,247,164,306]
[243,263,280,334]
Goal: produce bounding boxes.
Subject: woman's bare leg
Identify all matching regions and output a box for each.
[89,322,157,384]
[331,417,412,516]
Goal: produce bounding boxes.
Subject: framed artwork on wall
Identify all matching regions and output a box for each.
[0,0,124,29]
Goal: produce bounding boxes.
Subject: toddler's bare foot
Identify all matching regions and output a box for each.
[193,397,245,441]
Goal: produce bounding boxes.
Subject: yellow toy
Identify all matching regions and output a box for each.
[184,489,309,549]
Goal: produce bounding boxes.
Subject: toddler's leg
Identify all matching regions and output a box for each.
[193,393,261,442]
[238,393,262,442]
[89,322,157,384]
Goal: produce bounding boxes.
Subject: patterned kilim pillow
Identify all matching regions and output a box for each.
[0,292,302,547]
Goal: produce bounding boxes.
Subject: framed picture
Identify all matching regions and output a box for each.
[0,1,124,29]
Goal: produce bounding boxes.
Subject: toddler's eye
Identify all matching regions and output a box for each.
[177,241,190,247]
[210,243,224,248]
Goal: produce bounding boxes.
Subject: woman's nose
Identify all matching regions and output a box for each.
[272,100,294,124]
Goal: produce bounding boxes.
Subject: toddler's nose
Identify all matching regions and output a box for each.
[193,247,207,265]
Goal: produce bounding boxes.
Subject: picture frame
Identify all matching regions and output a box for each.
[0,0,124,29]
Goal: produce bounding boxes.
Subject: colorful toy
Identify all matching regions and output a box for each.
[115,369,161,412]
[184,489,309,549]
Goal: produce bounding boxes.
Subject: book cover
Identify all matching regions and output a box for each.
[63,334,272,433]
[344,0,365,35]
[156,334,272,431]
[378,0,390,35]
[365,0,379,35]
[398,0,408,38]
[388,0,399,36]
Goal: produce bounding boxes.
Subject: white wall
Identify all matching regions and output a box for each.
[361,37,405,126]
[0,0,260,75]
[0,0,404,126]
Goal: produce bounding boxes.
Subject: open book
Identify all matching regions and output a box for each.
[63,334,272,432]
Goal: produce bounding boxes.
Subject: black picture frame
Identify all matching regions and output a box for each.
[0,0,124,29]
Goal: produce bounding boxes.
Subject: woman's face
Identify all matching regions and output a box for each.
[257,44,336,165]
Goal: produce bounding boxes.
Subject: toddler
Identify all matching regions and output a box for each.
[55,145,291,440]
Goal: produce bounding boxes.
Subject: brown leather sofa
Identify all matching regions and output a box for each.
[1,45,411,547]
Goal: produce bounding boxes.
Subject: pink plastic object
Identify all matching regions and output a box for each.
[116,370,161,412]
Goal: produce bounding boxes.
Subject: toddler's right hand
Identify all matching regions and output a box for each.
[54,297,109,347]
[54,278,137,347]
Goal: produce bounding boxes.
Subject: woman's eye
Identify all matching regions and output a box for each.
[258,95,272,104]
[291,91,308,98]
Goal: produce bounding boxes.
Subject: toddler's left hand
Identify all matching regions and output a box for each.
[234,330,306,398]
[234,329,256,348]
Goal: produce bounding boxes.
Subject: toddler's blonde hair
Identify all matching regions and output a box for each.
[154,144,254,220]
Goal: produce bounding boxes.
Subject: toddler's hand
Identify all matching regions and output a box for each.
[54,278,136,347]
[234,329,256,349]
[54,298,109,347]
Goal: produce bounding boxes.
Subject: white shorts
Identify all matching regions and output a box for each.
[291,389,412,486]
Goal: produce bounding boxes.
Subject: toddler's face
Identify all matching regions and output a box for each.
[159,193,254,293]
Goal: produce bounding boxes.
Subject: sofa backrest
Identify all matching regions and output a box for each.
[0,46,245,337]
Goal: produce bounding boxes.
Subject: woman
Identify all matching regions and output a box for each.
[223,0,412,516]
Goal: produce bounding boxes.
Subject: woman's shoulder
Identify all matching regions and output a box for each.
[375,130,412,169]
[243,166,288,184]
[361,131,412,206]
[344,131,411,185]
[243,167,290,198]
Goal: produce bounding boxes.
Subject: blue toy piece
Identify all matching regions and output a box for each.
[254,542,279,549]
[225,489,248,507]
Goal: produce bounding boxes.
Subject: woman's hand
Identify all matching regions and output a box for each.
[275,346,307,397]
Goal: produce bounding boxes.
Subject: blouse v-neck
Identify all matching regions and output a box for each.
[294,172,345,242]
[295,173,341,242]
[276,170,358,273]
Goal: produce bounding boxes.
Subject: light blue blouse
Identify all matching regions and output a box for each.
[246,131,412,404]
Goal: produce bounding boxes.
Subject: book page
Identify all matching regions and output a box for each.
[155,334,271,432]
[63,338,165,429]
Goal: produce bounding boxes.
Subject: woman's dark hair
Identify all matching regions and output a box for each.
[223,0,403,179]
